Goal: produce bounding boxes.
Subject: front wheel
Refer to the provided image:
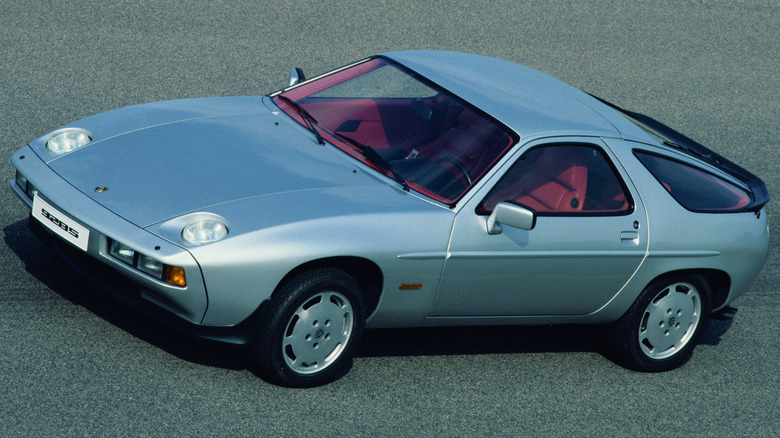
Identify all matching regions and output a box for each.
[251,268,365,387]
[606,275,711,372]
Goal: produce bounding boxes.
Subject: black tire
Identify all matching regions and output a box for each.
[606,275,711,372]
[251,268,365,387]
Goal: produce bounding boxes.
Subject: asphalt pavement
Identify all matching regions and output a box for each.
[1,1,778,436]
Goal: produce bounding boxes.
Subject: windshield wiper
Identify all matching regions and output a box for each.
[586,92,724,166]
[334,133,410,191]
[663,140,722,165]
[276,95,325,145]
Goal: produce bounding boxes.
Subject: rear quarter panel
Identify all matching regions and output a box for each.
[604,139,769,316]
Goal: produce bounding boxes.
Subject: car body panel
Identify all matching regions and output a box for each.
[9,50,769,346]
[385,51,626,141]
[38,99,392,228]
[144,184,456,326]
[602,138,770,311]
[29,97,267,164]
[432,137,649,317]
[11,147,209,323]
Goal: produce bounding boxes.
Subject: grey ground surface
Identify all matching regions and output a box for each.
[1,1,778,436]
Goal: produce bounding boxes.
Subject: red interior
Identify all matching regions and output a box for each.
[273,57,517,205]
[479,146,632,214]
[482,147,589,212]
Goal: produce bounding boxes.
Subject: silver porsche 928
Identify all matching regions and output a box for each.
[10,51,769,387]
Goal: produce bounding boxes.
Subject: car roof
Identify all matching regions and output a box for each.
[383,50,629,141]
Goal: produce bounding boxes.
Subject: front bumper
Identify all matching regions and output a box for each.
[9,146,262,344]
[27,217,263,344]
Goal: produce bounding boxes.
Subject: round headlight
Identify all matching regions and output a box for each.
[46,128,93,154]
[181,220,228,245]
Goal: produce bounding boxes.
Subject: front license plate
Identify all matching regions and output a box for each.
[32,195,90,251]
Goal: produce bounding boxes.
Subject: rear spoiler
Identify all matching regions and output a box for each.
[589,93,769,212]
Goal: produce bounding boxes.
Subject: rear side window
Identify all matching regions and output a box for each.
[634,151,751,212]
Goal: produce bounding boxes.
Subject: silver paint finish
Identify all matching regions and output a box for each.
[164,185,454,326]
[602,138,769,313]
[385,51,622,140]
[9,51,769,336]
[11,147,208,322]
[44,106,383,228]
[432,138,649,317]
[486,202,536,234]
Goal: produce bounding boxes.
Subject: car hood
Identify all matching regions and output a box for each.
[35,97,384,227]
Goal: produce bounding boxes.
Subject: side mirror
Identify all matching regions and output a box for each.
[486,202,536,235]
[288,67,306,87]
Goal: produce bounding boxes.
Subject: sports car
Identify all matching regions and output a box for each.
[10,51,769,387]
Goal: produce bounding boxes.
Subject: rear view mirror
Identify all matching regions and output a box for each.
[487,202,536,235]
[288,67,306,87]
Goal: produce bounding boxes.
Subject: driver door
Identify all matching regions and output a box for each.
[431,140,648,316]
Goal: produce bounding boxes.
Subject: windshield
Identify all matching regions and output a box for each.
[273,57,517,205]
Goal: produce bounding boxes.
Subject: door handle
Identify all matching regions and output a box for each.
[620,231,639,246]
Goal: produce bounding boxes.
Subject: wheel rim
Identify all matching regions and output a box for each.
[638,281,702,360]
[282,291,355,375]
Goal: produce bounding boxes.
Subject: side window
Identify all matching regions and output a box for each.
[478,144,632,215]
[634,150,751,212]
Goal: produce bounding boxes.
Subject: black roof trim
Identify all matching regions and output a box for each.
[589,93,769,211]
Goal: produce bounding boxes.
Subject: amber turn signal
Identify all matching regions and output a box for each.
[165,266,186,287]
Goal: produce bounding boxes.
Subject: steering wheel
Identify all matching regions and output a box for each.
[435,156,472,186]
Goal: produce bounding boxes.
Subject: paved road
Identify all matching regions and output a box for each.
[1,1,778,436]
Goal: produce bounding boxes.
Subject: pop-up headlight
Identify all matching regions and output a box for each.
[45,128,93,155]
[181,219,228,245]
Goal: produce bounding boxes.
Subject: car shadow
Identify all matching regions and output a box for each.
[3,219,247,370]
[3,218,737,375]
[700,317,734,346]
[357,324,604,358]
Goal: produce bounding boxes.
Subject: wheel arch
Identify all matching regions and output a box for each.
[644,268,731,311]
[272,256,384,317]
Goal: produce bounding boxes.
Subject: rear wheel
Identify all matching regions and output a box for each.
[607,275,711,372]
[251,268,365,387]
